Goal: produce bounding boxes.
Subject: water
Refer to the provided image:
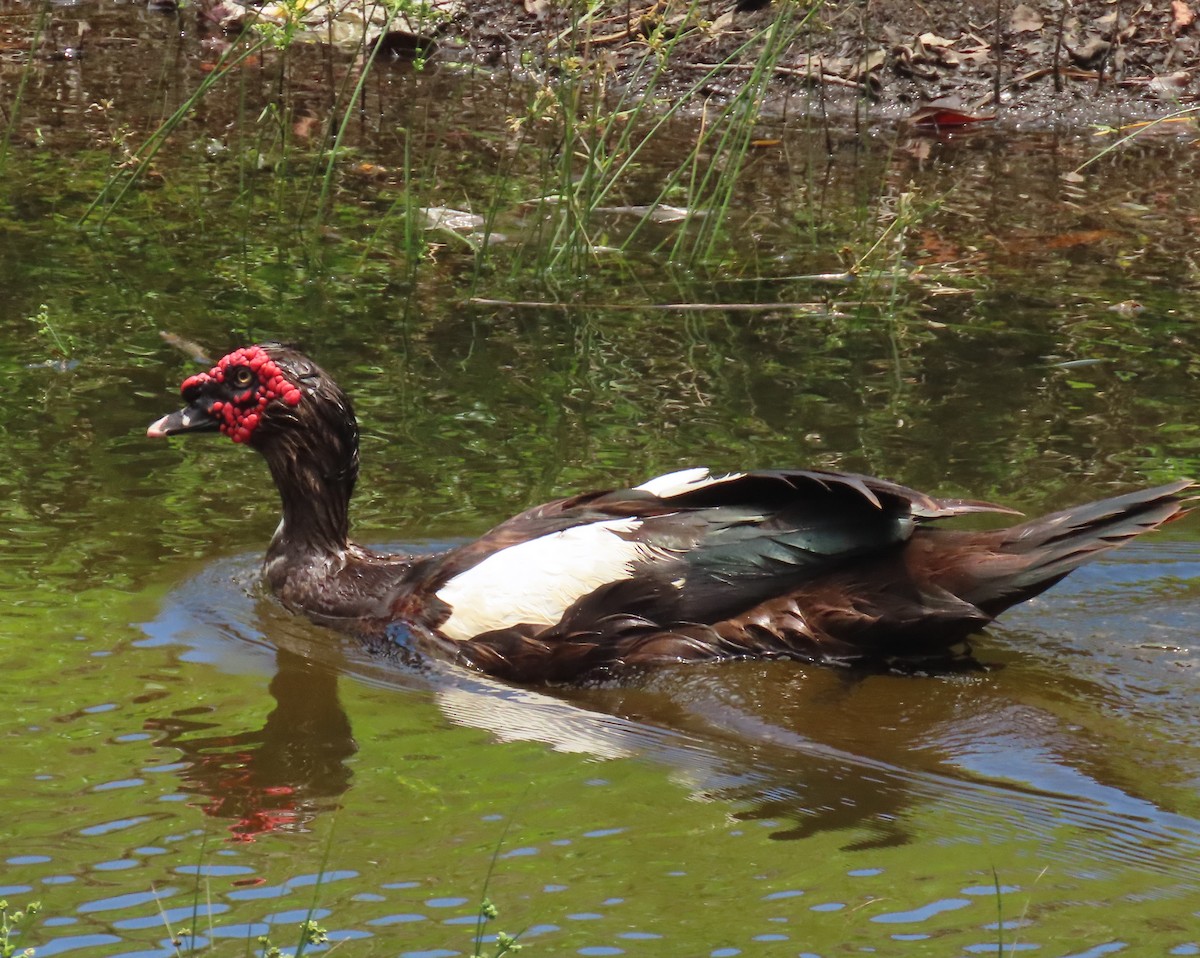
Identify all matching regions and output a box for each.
[2,2,1200,954]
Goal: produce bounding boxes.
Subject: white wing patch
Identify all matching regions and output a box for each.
[436,518,657,642]
[635,467,744,498]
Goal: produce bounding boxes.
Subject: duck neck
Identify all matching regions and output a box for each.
[261,423,359,570]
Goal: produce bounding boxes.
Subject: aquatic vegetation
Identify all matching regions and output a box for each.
[473,899,522,958]
[0,900,41,958]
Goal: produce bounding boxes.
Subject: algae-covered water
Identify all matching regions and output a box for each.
[2,3,1200,955]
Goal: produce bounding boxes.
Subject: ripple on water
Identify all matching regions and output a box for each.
[208,922,270,939]
[285,869,358,887]
[227,883,289,902]
[367,913,428,925]
[176,863,256,877]
[77,889,181,913]
[424,896,469,908]
[762,888,804,901]
[871,898,972,923]
[112,903,230,931]
[499,845,539,858]
[1060,944,1129,958]
[26,934,122,956]
[264,907,333,924]
[0,885,34,896]
[93,859,139,871]
[77,816,152,837]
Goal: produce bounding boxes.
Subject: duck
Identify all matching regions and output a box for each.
[148,343,1196,682]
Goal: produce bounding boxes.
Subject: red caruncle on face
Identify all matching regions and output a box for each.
[180,345,302,444]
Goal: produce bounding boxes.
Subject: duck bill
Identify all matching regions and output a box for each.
[147,404,220,438]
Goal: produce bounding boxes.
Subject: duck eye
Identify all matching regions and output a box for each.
[228,365,255,389]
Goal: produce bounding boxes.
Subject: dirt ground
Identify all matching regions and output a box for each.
[446,0,1199,126]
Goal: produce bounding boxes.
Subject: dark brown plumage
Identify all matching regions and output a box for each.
[148,343,1196,683]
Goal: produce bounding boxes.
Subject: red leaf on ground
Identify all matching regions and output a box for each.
[907,106,996,128]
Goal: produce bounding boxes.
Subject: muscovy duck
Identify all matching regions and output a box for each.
[148,343,1195,682]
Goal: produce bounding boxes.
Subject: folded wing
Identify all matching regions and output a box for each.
[420,468,1013,643]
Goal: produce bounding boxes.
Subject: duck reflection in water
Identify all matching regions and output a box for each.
[142,547,1200,869]
[145,649,356,841]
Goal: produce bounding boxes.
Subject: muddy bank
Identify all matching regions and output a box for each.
[448,0,1198,127]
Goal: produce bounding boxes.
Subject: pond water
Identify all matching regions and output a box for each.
[2,2,1200,956]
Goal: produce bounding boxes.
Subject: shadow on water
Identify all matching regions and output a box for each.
[140,543,1200,883]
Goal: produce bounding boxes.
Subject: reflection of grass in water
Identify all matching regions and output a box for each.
[76,0,866,284]
[989,865,1046,958]
[66,0,957,310]
[81,30,272,228]
[0,0,51,177]
[488,0,828,277]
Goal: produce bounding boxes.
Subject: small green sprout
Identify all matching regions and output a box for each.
[0,899,42,958]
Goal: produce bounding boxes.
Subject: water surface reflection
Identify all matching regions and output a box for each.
[142,542,1200,884]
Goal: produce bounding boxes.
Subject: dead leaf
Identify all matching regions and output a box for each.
[1173,0,1196,31]
[917,32,957,47]
[957,45,993,67]
[707,11,735,33]
[895,44,940,80]
[916,34,962,66]
[906,106,996,128]
[1010,3,1044,32]
[1149,70,1192,97]
[523,0,549,16]
[850,49,887,77]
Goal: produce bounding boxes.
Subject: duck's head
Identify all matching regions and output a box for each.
[149,342,362,551]
[147,343,354,451]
